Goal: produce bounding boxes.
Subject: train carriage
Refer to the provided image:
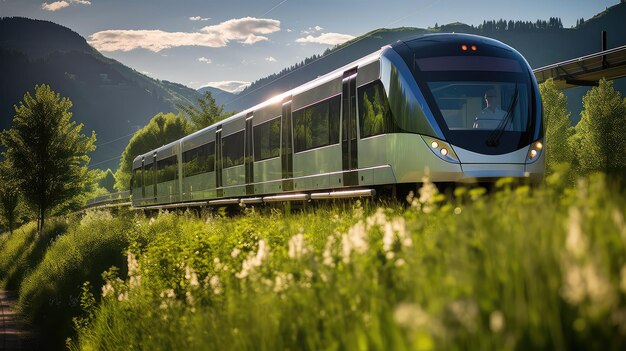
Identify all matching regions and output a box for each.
[131,33,544,208]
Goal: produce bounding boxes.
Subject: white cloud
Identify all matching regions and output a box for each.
[89,17,280,52]
[265,56,277,62]
[41,0,90,11]
[198,57,212,64]
[189,16,210,21]
[202,81,251,93]
[286,28,293,33]
[301,25,323,35]
[295,32,355,45]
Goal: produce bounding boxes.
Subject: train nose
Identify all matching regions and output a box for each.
[453,145,541,182]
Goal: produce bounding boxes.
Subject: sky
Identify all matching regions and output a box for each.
[0,0,620,92]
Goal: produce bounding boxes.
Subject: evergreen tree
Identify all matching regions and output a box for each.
[1,84,96,236]
[575,79,626,175]
[177,91,235,132]
[539,79,574,172]
[114,112,190,191]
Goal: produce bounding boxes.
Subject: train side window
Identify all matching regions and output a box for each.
[293,95,341,153]
[143,162,154,186]
[222,130,245,168]
[183,142,215,177]
[358,81,395,138]
[253,117,281,161]
[157,155,178,183]
[132,167,142,189]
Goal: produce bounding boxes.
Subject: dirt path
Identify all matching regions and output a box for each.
[0,290,38,351]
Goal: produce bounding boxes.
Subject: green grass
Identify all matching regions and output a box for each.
[62,173,626,350]
[1,172,625,350]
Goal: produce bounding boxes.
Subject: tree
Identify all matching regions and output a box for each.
[1,84,96,236]
[0,160,21,234]
[539,79,574,172]
[177,91,235,132]
[575,79,626,175]
[98,169,116,193]
[114,112,190,191]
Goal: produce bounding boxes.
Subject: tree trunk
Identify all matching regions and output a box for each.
[39,207,45,239]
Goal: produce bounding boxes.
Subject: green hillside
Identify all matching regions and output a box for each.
[0,17,201,170]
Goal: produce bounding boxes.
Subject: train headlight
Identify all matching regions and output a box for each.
[422,136,459,163]
[526,139,544,162]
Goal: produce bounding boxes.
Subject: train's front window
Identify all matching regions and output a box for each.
[414,54,535,153]
[427,81,529,132]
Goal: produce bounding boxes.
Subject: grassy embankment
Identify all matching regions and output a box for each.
[1,171,626,350]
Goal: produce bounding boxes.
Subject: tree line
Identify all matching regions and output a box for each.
[0,85,230,236]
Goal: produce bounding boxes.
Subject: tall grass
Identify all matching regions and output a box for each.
[14,210,148,348]
[66,173,626,350]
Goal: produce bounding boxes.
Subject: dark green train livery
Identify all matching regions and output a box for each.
[131,34,544,207]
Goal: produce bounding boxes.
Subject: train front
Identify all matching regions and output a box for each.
[382,34,544,184]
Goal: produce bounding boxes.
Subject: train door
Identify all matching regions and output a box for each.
[281,97,293,191]
[342,68,358,186]
[245,113,254,195]
[215,125,223,198]
[152,153,157,202]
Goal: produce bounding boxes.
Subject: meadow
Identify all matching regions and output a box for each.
[1,170,626,350]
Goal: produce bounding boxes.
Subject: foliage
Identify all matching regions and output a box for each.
[114,112,190,191]
[575,79,626,175]
[61,175,626,351]
[538,79,574,173]
[0,84,97,235]
[16,210,147,349]
[98,169,116,193]
[177,91,235,132]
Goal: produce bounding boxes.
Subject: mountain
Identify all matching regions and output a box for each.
[0,17,202,170]
[197,86,238,107]
[228,3,626,120]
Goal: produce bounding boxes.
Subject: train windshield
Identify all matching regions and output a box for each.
[416,55,535,154]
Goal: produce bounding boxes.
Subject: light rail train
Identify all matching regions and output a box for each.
[130,33,544,208]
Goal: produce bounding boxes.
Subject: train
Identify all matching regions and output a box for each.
[130,33,544,208]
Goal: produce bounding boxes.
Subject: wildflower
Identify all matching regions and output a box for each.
[209,275,222,295]
[393,303,430,330]
[490,310,505,333]
[127,252,141,289]
[565,207,587,259]
[186,291,195,306]
[101,282,114,298]
[117,292,128,302]
[395,258,406,267]
[352,200,364,219]
[149,217,156,225]
[341,221,368,263]
[273,272,293,293]
[185,266,199,287]
[322,235,336,267]
[231,248,241,258]
[236,239,270,279]
[288,233,308,259]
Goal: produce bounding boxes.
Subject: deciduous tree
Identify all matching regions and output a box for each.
[114,112,189,191]
[177,91,234,132]
[1,84,96,236]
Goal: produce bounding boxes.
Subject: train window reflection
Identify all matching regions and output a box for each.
[293,95,341,152]
[253,117,281,161]
[357,81,396,138]
[222,130,245,168]
[427,82,529,132]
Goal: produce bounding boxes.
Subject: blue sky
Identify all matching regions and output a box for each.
[1,0,619,92]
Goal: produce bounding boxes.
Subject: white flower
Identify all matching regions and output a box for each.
[341,221,368,263]
[236,239,270,279]
[185,266,199,287]
[288,233,308,259]
[322,235,336,267]
[490,310,505,333]
[101,282,114,298]
[231,248,241,258]
[209,275,222,295]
